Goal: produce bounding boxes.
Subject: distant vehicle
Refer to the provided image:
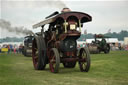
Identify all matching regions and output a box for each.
[88,34,110,54]
[22,35,34,57]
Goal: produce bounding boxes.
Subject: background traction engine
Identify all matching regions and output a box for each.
[22,35,33,57]
[32,8,92,73]
[88,34,110,54]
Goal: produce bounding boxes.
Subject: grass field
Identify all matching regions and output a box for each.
[0,51,128,85]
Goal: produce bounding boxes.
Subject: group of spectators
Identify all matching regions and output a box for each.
[0,44,23,54]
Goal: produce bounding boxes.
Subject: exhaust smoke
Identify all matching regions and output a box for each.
[45,0,67,9]
[0,19,33,35]
[3,0,68,10]
[29,0,68,10]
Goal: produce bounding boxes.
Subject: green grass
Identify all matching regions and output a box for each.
[0,51,128,85]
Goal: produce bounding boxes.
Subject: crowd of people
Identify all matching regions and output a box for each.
[0,44,23,54]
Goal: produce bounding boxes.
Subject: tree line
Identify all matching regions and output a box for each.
[78,30,128,41]
[0,37,24,43]
[0,30,128,42]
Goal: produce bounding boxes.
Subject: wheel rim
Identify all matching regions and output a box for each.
[106,47,109,53]
[49,50,55,72]
[105,46,110,53]
[49,49,60,73]
[32,40,38,69]
[79,50,86,71]
[79,48,90,72]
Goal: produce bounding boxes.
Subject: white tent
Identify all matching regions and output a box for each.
[86,38,118,44]
[124,37,128,45]
[0,42,23,47]
[77,41,86,45]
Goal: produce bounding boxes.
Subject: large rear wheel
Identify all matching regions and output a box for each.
[78,47,91,72]
[49,48,60,73]
[32,37,46,70]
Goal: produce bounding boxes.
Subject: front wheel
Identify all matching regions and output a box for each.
[104,45,110,54]
[78,47,91,72]
[49,48,60,73]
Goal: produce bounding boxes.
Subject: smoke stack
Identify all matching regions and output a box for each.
[61,8,71,13]
[45,8,71,19]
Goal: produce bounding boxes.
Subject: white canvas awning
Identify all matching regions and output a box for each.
[86,38,118,43]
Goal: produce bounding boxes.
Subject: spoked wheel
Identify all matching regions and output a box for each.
[104,45,110,54]
[78,48,91,72]
[49,48,60,73]
[63,62,76,68]
[32,37,46,70]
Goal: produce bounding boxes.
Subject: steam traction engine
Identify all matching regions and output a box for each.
[32,8,92,73]
[88,34,110,54]
[22,35,33,57]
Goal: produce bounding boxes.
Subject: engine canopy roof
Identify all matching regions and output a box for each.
[33,11,92,29]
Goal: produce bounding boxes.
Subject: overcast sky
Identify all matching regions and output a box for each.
[0,0,128,38]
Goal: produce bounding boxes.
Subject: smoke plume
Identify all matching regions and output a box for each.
[0,19,33,35]
[3,0,68,10]
[40,0,67,9]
